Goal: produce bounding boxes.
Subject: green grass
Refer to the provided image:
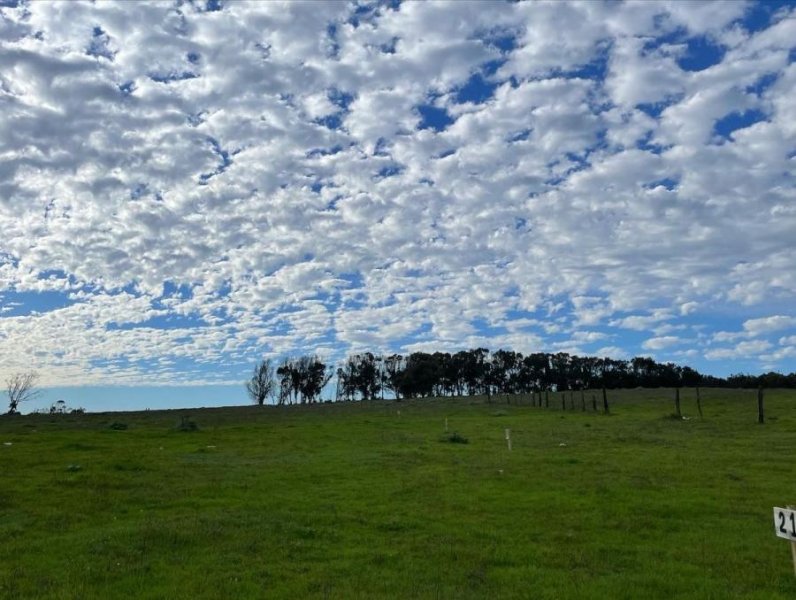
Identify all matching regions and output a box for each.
[1,388,795,599]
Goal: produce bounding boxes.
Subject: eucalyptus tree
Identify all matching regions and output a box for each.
[277,356,333,404]
[383,354,406,400]
[246,359,276,406]
[338,353,382,401]
[5,372,40,414]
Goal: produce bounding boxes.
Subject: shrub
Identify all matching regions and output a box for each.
[109,422,128,430]
[175,416,199,432]
[442,431,468,444]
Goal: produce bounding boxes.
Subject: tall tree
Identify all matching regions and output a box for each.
[246,359,276,406]
[398,353,440,398]
[338,353,381,401]
[463,348,490,396]
[277,355,333,404]
[383,354,405,400]
[6,372,40,414]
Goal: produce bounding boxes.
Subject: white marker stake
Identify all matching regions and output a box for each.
[505,428,512,451]
[773,506,796,575]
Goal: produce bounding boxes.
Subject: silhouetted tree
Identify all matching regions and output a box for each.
[271,348,795,408]
[680,365,702,387]
[338,352,381,401]
[5,372,40,414]
[491,349,521,394]
[398,353,440,398]
[463,348,490,395]
[296,355,333,403]
[277,356,333,404]
[246,359,276,406]
[383,354,405,400]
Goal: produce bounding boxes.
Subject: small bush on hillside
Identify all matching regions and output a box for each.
[109,422,128,430]
[442,431,468,444]
[175,416,199,432]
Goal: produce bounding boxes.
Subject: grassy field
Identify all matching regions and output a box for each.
[1,388,795,599]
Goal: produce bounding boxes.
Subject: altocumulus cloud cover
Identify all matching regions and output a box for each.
[0,0,795,408]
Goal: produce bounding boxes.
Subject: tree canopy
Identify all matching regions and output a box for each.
[247,349,795,406]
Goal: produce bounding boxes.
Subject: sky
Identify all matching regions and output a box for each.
[0,0,795,412]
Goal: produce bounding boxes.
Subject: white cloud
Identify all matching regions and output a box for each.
[680,301,698,315]
[743,315,796,335]
[705,340,773,360]
[596,346,629,360]
[710,315,796,345]
[570,330,609,343]
[611,310,673,331]
[0,1,794,386]
[642,336,680,351]
[760,346,796,362]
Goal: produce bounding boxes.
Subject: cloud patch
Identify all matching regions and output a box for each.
[0,0,794,388]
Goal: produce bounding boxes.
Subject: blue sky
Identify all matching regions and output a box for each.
[0,0,795,412]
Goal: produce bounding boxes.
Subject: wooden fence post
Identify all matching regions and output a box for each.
[695,387,703,419]
[675,388,681,418]
[592,393,597,412]
[581,389,586,412]
[602,387,609,414]
[758,388,764,424]
[790,505,796,576]
[562,393,566,410]
[545,391,549,408]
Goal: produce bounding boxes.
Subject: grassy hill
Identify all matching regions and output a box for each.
[1,388,795,599]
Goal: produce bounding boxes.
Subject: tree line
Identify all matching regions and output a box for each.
[245,348,796,405]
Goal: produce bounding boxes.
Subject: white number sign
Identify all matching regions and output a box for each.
[773,507,796,540]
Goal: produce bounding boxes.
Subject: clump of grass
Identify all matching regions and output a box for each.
[109,421,128,430]
[66,464,82,472]
[492,410,508,417]
[175,416,199,432]
[442,431,468,444]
